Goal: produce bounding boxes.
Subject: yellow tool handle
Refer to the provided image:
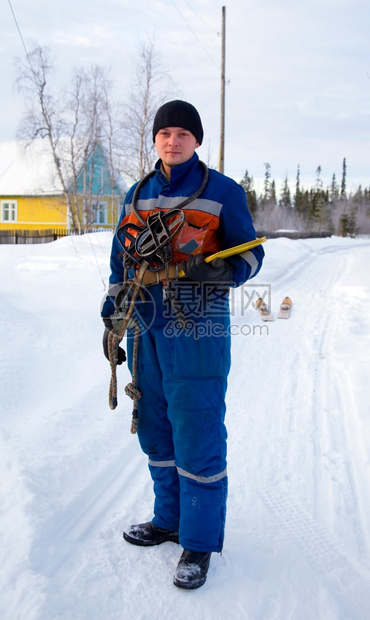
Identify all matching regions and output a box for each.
[178,236,266,277]
[204,236,266,263]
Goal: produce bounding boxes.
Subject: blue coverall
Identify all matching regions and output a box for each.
[101,153,264,552]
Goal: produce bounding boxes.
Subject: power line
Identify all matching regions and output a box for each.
[170,0,220,70]
[8,0,33,70]
[180,0,217,31]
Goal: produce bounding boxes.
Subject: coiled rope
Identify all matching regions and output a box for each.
[124,323,141,434]
[108,261,149,433]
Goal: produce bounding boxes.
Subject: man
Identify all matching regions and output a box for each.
[101,100,264,589]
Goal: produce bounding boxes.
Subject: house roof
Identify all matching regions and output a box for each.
[0,140,65,196]
[0,140,128,197]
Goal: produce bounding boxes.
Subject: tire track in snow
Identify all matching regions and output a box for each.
[256,244,370,617]
[273,244,370,562]
[309,251,370,560]
[314,351,370,559]
[270,238,370,292]
[258,488,370,620]
[29,446,148,578]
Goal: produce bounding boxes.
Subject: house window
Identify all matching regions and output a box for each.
[1,200,17,222]
[94,201,108,225]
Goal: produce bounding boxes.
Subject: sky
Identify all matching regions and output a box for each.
[1,0,369,193]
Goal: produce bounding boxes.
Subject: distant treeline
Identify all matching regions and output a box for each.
[239,159,370,236]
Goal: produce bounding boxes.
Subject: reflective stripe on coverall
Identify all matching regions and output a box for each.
[127,282,231,552]
[101,153,264,553]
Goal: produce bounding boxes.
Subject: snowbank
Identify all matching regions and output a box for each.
[1,233,370,619]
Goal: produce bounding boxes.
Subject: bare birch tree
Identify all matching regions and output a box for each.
[118,38,177,182]
[98,70,124,230]
[15,45,82,231]
[15,45,119,232]
[62,64,119,230]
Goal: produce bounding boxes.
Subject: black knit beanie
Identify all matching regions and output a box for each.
[152,100,204,145]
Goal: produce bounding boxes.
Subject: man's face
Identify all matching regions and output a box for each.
[154,127,200,174]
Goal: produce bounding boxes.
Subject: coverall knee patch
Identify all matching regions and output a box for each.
[172,407,227,478]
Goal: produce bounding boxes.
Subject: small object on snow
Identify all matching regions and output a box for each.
[278,296,292,319]
[173,550,212,590]
[256,297,274,321]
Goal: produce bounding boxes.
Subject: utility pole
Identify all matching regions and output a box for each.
[218,5,226,174]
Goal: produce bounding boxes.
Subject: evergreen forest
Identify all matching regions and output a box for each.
[239,159,370,237]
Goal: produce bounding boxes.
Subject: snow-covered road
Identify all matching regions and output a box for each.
[1,234,369,619]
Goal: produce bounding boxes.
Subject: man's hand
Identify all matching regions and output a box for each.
[102,318,126,364]
[184,254,232,283]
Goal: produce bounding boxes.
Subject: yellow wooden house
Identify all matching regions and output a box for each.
[0,140,127,240]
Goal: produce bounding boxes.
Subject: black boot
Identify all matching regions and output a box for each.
[123,521,179,546]
[173,550,212,589]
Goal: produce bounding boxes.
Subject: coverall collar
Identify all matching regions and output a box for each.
[154,153,203,193]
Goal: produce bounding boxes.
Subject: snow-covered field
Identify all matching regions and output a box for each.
[1,232,370,620]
